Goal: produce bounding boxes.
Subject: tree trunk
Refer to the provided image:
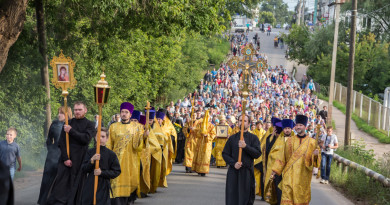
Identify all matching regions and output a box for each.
[0,0,29,73]
[35,0,51,137]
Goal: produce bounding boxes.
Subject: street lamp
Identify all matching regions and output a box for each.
[93,71,111,205]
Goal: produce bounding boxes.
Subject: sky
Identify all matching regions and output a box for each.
[283,0,316,12]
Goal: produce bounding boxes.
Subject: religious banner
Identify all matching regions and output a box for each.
[216,125,229,138]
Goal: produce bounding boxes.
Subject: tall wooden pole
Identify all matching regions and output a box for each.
[238,99,247,163]
[93,105,102,205]
[63,92,70,158]
[344,0,358,149]
[327,1,341,126]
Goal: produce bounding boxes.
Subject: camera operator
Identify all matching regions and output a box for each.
[319,126,338,184]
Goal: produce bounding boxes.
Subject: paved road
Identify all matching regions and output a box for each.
[14,28,354,205]
[15,164,353,205]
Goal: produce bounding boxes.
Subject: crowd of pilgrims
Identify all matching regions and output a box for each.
[34,49,326,205]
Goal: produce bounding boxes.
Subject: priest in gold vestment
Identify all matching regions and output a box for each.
[107,102,146,205]
[192,110,216,176]
[159,110,177,176]
[252,121,266,142]
[183,117,200,173]
[211,114,232,167]
[254,118,281,200]
[138,111,162,196]
[155,111,175,188]
[271,115,321,205]
[253,121,267,197]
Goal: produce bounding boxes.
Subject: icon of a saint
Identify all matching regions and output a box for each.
[58,66,69,81]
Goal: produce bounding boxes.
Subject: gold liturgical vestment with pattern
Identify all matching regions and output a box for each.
[138,127,162,195]
[211,123,232,167]
[192,119,216,174]
[183,120,199,167]
[253,127,273,196]
[272,135,321,205]
[161,118,177,176]
[107,122,144,198]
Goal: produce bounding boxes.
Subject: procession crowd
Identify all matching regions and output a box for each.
[0,39,339,205]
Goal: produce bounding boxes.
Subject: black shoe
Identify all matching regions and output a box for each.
[217,166,221,168]
[200,173,206,177]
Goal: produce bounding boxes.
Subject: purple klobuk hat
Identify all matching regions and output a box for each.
[140,115,146,125]
[156,111,165,120]
[149,110,156,119]
[120,102,134,114]
[295,115,308,127]
[281,119,295,129]
[271,117,281,127]
[130,110,141,121]
[275,122,284,134]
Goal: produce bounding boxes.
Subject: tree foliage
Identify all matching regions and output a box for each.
[258,11,276,25]
[286,24,390,96]
[226,0,263,18]
[260,0,289,25]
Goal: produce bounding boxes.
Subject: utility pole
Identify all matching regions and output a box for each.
[345,0,358,148]
[313,0,318,25]
[327,0,342,126]
[301,0,306,25]
[296,0,302,25]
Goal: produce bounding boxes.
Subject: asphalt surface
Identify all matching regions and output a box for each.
[14,28,354,205]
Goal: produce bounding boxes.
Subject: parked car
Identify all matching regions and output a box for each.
[276,24,281,28]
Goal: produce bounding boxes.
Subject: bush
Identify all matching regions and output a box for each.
[331,143,390,204]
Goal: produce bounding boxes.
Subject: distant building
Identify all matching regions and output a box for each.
[316,0,374,32]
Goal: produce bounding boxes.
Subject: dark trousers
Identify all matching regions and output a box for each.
[321,153,333,180]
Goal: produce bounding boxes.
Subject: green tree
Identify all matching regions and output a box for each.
[260,0,289,25]
[258,11,276,25]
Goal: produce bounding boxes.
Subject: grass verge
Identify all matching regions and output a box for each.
[330,142,390,205]
[316,92,390,144]
[333,101,390,144]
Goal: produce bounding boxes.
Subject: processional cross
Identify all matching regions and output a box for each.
[228,44,268,162]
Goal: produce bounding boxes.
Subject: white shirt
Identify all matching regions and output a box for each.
[321,134,338,155]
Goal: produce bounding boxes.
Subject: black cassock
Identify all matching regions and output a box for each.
[80,146,121,205]
[222,131,261,205]
[38,120,64,205]
[47,117,96,205]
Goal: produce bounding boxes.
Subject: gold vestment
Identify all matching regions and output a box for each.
[272,135,321,205]
[211,123,232,167]
[192,119,216,174]
[107,122,144,198]
[183,120,199,167]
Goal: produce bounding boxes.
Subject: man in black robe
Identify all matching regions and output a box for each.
[47,102,96,205]
[80,127,121,205]
[223,115,261,205]
[38,107,67,205]
[174,118,185,164]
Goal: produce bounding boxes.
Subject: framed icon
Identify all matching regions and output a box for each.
[216,125,229,138]
[50,50,77,91]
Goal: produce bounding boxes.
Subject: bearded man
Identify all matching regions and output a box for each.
[47,102,96,205]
